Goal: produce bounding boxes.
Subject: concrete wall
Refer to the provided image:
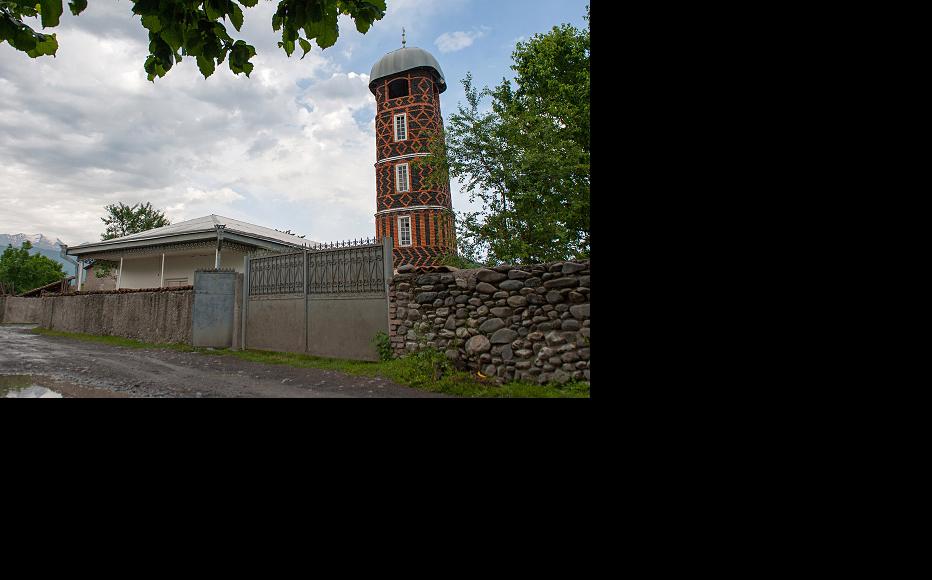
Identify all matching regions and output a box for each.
[192,271,242,348]
[307,296,387,361]
[245,296,306,354]
[0,290,194,344]
[1,296,46,324]
[40,291,194,344]
[244,295,387,361]
[0,291,193,344]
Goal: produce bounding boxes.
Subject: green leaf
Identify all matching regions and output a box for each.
[160,26,182,52]
[39,0,63,29]
[68,0,87,16]
[298,37,311,59]
[228,40,256,76]
[141,15,161,33]
[25,32,57,57]
[196,54,215,78]
[230,4,244,31]
[204,1,221,21]
[4,0,385,79]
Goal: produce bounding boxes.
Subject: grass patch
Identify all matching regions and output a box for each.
[33,328,195,351]
[212,348,589,398]
[30,328,589,398]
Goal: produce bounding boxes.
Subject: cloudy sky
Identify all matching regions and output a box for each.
[0,0,588,246]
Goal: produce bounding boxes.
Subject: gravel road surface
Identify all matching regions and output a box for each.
[0,324,446,398]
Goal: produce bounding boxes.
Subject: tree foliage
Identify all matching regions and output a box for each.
[415,7,590,265]
[0,241,67,294]
[101,202,172,240]
[92,202,171,278]
[0,0,387,81]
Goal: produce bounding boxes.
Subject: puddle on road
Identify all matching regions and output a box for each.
[1,374,128,398]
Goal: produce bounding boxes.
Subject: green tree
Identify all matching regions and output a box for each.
[0,0,387,81]
[0,241,67,294]
[101,202,171,240]
[93,202,171,278]
[415,7,590,265]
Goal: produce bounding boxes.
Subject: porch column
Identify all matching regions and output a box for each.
[116,257,124,290]
[76,260,83,292]
[214,223,226,269]
[160,253,165,288]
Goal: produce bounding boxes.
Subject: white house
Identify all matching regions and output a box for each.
[65,215,317,291]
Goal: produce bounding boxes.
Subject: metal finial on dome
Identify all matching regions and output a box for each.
[402,27,406,48]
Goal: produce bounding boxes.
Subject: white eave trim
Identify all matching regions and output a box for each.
[66,229,304,256]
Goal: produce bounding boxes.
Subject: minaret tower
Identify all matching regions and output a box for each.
[369,36,455,267]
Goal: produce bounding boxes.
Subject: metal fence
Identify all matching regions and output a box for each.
[247,237,392,297]
[248,252,304,296]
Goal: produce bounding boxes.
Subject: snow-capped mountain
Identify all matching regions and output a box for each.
[0,233,79,273]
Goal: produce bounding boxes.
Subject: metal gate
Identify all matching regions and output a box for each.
[242,237,393,361]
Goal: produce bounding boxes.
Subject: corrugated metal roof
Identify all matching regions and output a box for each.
[369,47,446,92]
[69,214,318,251]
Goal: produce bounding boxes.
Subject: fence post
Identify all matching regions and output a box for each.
[303,248,309,353]
[382,236,394,292]
[241,255,249,351]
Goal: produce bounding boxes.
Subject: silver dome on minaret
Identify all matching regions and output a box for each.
[369,46,447,93]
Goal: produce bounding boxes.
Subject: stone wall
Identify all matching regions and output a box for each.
[387,260,590,385]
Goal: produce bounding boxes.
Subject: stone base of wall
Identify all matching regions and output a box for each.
[388,260,590,385]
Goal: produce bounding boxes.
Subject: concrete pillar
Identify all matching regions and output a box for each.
[160,253,165,288]
[241,255,249,351]
[116,257,124,290]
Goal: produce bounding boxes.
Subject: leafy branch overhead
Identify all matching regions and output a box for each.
[0,0,387,81]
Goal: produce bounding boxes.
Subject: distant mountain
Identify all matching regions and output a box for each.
[0,233,80,275]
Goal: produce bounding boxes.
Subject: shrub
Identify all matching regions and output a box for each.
[372,331,393,362]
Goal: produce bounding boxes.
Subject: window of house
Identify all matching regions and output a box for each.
[394,113,407,141]
[388,78,409,99]
[165,277,188,287]
[398,216,412,247]
[395,163,410,192]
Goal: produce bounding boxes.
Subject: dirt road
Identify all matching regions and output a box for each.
[0,324,445,398]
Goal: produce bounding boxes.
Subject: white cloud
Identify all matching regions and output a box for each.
[435,27,491,53]
[0,1,381,245]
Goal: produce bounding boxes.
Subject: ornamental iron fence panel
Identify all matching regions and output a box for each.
[248,251,304,296]
[306,242,385,295]
[247,237,391,297]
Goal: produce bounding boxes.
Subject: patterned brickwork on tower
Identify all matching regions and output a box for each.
[369,47,455,269]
